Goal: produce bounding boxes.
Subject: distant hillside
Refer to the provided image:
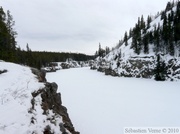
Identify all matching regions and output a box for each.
[92,1,180,81]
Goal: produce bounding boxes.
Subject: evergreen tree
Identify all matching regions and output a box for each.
[124,31,128,46]
[143,33,149,54]
[131,21,142,55]
[174,2,180,42]
[169,10,174,22]
[167,13,175,56]
[94,51,98,58]
[26,43,31,52]
[97,43,105,57]
[0,7,6,58]
[154,54,167,81]
[140,15,146,33]
[154,24,160,54]
[128,28,132,38]
[161,11,166,20]
[162,14,169,54]
[169,40,175,56]
[137,34,142,55]
[149,31,154,44]
[105,46,110,55]
[147,15,152,29]
[131,35,138,53]
[6,10,17,50]
[165,2,172,12]
[0,7,17,61]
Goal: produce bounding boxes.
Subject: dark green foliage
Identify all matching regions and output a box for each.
[174,2,180,43]
[17,51,93,69]
[124,31,128,46]
[147,15,152,29]
[131,21,142,55]
[0,7,17,62]
[154,54,167,81]
[143,33,149,54]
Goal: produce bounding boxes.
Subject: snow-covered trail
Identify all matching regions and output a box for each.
[47,67,180,134]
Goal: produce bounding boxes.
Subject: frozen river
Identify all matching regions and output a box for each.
[47,67,180,134]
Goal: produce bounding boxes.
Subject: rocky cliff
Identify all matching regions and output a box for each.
[31,68,79,134]
[91,55,180,81]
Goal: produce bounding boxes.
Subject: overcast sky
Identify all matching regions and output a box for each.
[1,0,170,55]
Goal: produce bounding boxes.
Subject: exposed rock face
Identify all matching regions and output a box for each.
[31,68,47,82]
[92,56,180,81]
[31,69,79,134]
[118,57,155,78]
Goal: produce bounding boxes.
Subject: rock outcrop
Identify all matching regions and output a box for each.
[92,56,180,81]
[31,68,47,82]
[31,69,79,134]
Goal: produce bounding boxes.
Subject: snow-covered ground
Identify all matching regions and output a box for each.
[0,62,72,134]
[0,62,46,133]
[47,67,180,134]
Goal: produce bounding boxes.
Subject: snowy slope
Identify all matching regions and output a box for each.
[105,4,178,62]
[93,2,180,80]
[0,61,71,134]
[47,67,180,134]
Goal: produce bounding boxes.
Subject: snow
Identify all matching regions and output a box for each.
[0,62,67,134]
[105,3,180,64]
[47,67,180,134]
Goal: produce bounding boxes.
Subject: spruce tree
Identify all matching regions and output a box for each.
[0,7,17,62]
[140,15,146,33]
[162,14,168,44]
[143,33,149,54]
[154,54,167,81]
[6,10,17,50]
[167,13,175,56]
[154,25,160,54]
[0,7,6,58]
[147,15,152,29]
[124,31,128,46]
[174,2,180,42]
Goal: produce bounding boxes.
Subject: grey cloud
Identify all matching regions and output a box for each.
[1,0,170,55]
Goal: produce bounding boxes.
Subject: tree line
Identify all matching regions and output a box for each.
[0,7,93,69]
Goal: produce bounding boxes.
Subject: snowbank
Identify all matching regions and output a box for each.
[0,62,79,134]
